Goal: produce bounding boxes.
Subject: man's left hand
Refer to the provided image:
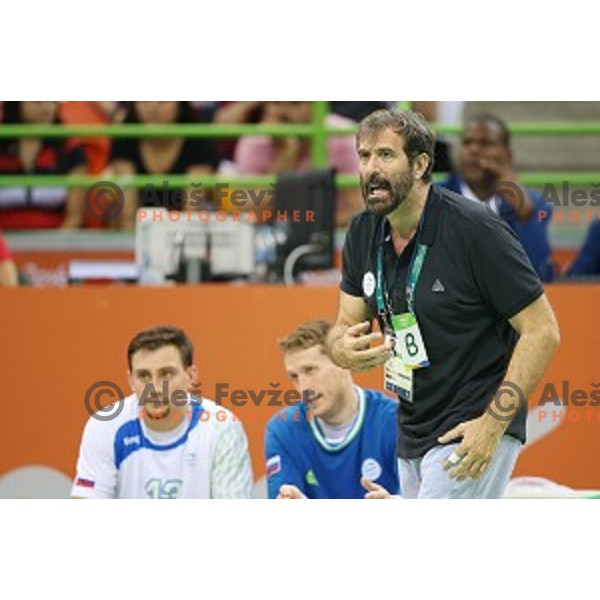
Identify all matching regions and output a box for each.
[479,156,515,182]
[277,485,307,499]
[438,415,505,482]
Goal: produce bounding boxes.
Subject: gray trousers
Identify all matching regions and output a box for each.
[399,436,522,499]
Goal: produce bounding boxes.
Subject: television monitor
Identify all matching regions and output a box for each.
[271,168,337,281]
[136,209,255,283]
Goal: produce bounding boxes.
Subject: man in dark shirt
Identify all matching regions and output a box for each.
[328,109,561,499]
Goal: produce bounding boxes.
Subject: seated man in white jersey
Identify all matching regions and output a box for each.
[72,325,253,499]
[265,320,400,499]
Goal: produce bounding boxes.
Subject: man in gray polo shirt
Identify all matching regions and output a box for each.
[328,109,560,499]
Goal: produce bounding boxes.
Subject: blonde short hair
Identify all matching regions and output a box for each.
[278,320,332,354]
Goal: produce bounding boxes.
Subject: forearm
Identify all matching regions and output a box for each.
[327,323,351,367]
[117,188,139,231]
[327,292,379,370]
[62,166,88,229]
[484,325,560,431]
[62,188,85,229]
[0,260,18,287]
[111,161,138,230]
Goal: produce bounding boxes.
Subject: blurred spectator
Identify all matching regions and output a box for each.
[215,101,263,125]
[233,101,361,226]
[60,102,121,176]
[0,101,88,230]
[0,232,18,286]
[61,102,123,230]
[440,114,554,282]
[330,102,393,122]
[213,101,264,162]
[95,102,127,124]
[216,103,391,161]
[567,220,600,277]
[110,101,219,230]
[412,101,466,173]
[189,101,219,123]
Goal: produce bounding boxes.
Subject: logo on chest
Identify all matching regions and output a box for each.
[431,279,446,293]
[361,458,382,482]
[363,272,376,298]
[123,435,141,447]
[305,469,320,486]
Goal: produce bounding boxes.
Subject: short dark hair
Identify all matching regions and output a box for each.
[127,325,194,370]
[465,113,512,147]
[278,320,332,354]
[357,109,436,183]
[123,101,198,124]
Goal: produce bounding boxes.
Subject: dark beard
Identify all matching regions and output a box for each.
[362,171,415,217]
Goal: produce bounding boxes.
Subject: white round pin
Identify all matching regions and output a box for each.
[361,458,382,481]
[362,272,376,298]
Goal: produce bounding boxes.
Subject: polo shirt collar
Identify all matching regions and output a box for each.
[420,184,442,246]
[379,184,442,248]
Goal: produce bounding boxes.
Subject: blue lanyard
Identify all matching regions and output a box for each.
[375,219,428,320]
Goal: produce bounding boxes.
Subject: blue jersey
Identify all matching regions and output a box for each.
[441,176,554,282]
[568,220,600,276]
[265,387,399,499]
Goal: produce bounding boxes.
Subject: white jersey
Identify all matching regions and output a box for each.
[72,394,253,499]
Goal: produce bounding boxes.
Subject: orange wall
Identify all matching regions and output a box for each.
[1,284,599,489]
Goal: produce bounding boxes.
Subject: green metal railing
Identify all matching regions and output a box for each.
[0,173,599,189]
[0,101,599,188]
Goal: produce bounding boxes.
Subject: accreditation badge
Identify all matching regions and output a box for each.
[391,313,430,369]
[384,332,414,402]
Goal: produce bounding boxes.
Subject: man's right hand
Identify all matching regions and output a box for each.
[331,321,393,373]
[362,477,393,499]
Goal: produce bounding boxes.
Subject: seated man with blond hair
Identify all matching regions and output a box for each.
[265,320,400,499]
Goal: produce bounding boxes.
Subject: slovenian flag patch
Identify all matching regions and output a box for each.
[75,478,95,489]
